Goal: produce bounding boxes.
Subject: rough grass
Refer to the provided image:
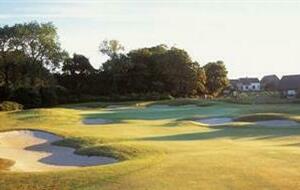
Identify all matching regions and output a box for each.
[0,158,15,171]
[76,144,163,161]
[54,137,162,161]
[1,100,300,190]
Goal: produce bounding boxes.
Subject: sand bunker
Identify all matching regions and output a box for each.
[83,118,112,125]
[0,130,117,172]
[196,117,299,127]
[197,117,233,125]
[255,120,299,127]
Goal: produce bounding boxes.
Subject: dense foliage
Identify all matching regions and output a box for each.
[0,101,23,111]
[0,22,229,108]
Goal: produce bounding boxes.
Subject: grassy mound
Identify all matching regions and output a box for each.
[54,137,162,161]
[53,136,108,149]
[76,144,162,161]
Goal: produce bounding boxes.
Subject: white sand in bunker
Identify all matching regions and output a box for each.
[255,120,299,127]
[0,130,117,172]
[197,117,233,125]
[83,118,112,125]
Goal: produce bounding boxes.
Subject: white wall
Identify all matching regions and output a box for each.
[241,83,260,91]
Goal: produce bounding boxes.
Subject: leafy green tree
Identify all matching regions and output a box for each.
[14,22,66,69]
[0,22,65,105]
[61,54,96,94]
[203,61,229,96]
[104,44,206,97]
[0,51,23,89]
[63,54,95,75]
[0,22,65,89]
[127,46,164,93]
[101,54,132,94]
[190,61,207,96]
[158,47,198,96]
[99,40,124,58]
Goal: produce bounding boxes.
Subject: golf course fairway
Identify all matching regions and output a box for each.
[1,100,300,190]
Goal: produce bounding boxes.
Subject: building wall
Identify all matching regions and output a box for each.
[281,89,300,98]
[238,83,260,91]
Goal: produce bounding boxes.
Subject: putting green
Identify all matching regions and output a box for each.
[1,100,300,190]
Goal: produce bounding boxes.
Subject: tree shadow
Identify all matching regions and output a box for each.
[139,127,300,141]
[81,105,236,121]
[281,143,300,147]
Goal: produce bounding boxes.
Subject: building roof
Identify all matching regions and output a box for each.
[229,79,239,88]
[238,77,260,85]
[261,75,280,84]
[279,75,300,90]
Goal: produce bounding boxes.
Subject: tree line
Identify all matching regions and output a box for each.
[0,22,229,108]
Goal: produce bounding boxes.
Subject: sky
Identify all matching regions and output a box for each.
[0,0,300,79]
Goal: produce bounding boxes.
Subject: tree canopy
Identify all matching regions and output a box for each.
[99,40,125,58]
[0,22,229,108]
[204,61,229,96]
[0,22,65,98]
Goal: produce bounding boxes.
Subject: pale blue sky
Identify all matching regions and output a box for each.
[1,0,300,78]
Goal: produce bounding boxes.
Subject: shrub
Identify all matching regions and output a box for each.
[11,87,41,108]
[40,87,58,107]
[0,101,23,111]
[0,87,10,101]
[54,85,70,104]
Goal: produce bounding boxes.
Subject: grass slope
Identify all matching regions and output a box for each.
[1,100,300,190]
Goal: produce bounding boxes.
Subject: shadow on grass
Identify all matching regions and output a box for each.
[80,105,237,121]
[281,143,300,147]
[139,127,300,141]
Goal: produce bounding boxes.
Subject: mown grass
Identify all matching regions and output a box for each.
[1,99,300,190]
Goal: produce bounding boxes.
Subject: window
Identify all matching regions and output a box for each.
[287,90,296,95]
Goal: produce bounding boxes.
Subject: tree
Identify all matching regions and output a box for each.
[61,54,96,94]
[156,47,197,96]
[99,44,209,97]
[99,40,124,58]
[193,62,207,95]
[101,54,132,94]
[13,22,66,69]
[62,54,95,75]
[0,22,65,90]
[0,22,66,105]
[203,61,229,96]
